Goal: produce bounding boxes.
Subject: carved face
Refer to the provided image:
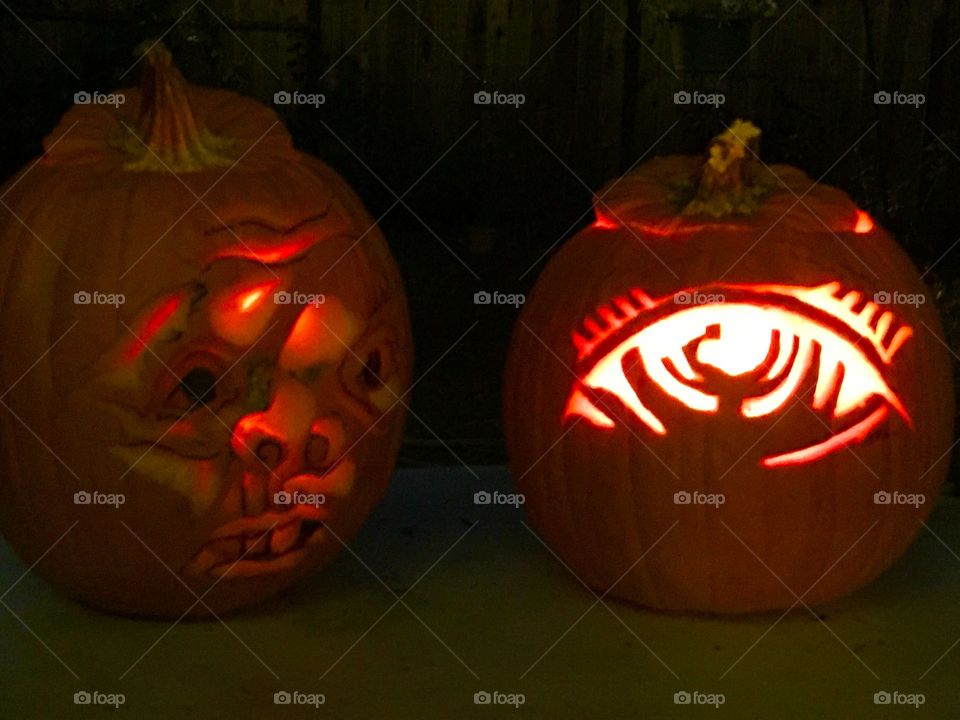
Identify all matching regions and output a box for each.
[53,213,410,613]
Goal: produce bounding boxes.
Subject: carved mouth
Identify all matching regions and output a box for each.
[185,509,329,579]
[184,460,357,579]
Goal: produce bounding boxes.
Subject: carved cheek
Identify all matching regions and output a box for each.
[278,296,360,371]
[108,448,223,515]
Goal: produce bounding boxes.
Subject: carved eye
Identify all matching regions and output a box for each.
[359,349,384,389]
[162,354,229,414]
[565,282,913,467]
[339,324,400,417]
[178,368,218,404]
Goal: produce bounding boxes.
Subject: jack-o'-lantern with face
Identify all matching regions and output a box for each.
[505,121,954,614]
[0,46,412,617]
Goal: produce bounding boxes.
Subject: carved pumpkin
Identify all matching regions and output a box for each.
[0,46,412,617]
[504,121,953,614]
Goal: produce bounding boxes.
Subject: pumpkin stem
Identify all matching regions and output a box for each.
[121,42,234,172]
[681,119,771,217]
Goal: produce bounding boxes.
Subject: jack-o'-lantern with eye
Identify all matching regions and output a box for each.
[0,46,412,617]
[505,121,953,614]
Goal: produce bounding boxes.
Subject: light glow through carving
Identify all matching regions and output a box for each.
[564,282,913,467]
[210,279,281,347]
[853,210,874,234]
[124,294,183,361]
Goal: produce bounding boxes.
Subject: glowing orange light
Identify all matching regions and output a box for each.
[211,279,281,347]
[762,405,888,468]
[564,282,913,467]
[278,297,359,371]
[853,210,874,234]
[238,285,270,313]
[591,211,619,230]
[212,234,318,265]
[124,294,182,361]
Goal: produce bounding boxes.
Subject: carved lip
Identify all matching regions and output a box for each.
[184,459,357,579]
[184,516,328,578]
[209,506,328,540]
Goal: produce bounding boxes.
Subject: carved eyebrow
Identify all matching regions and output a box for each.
[123,293,184,362]
[205,212,329,266]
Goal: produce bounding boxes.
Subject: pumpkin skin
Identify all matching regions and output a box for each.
[0,48,412,617]
[504,123,953,614]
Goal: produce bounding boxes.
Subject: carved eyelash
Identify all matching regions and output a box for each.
[572,283,910,367]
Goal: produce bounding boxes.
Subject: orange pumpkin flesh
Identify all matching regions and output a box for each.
[0,46,412,617]
[505,121,953,614]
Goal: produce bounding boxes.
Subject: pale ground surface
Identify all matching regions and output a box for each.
[1,466,957,719]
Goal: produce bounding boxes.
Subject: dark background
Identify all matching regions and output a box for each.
[2,0,959,484]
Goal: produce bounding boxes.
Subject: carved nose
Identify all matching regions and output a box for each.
[231,378,318,469]
[255,439,284,469]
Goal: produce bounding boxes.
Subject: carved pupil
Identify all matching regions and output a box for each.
[180,367,218,404]
[360,349,383,389]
